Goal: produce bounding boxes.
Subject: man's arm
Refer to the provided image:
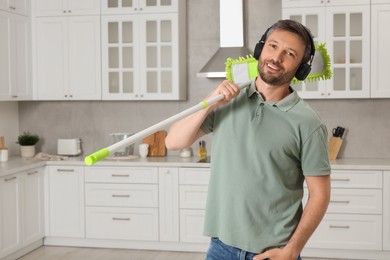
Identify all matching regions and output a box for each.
[254,174,331,260]
[165,80,240,151]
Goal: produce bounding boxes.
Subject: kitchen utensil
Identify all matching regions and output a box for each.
[329,126,346,160]
[138,143,149,158]
[57,138,82,156]
[110,133,133,156]
[143,131,167,157]
[84,80,253,165]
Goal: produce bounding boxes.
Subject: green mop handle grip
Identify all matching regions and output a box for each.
[84,148,110,166]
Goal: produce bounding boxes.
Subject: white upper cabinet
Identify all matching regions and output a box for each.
[101,0,178,15]
[0,10,31,101]
[34,0,100,16]
[282,0,370,8]
[0,0,30,16]
[283,3,370,99]
[101,0,186,100]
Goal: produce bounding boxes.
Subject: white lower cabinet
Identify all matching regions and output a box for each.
[0,167,44,259]
[47,166,85,238]
[179,168,210,244]
[384,172,390,251]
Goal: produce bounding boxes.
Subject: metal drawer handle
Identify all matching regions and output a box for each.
[112,194,130,198]
[331,178,350,182]
[112,217,130,221]
[4,176,17,182]
[329,225,350,229]
[111,174,129,177]
[27,171,39,176]
[57,169,75,172]
[330,200,350,204]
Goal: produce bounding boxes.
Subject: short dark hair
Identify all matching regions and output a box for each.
[266,19,314,64]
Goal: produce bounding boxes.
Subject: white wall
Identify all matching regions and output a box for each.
[0,102,19,155]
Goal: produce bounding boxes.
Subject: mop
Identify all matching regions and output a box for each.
[84,43,331,166]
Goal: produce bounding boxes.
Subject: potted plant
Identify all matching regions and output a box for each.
[17,132,40,158]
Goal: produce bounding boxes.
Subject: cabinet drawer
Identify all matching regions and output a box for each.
[180,209,209,243]
[303,188,382,214]
[330,170,382,189]
[306,214,382,250]
[85,167,158,184]
[85,183,158,207]
[86,206,158,241]
[179,185,208,209]
[179,168,210,185]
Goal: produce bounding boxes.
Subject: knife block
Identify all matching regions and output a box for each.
[329,137,343,160]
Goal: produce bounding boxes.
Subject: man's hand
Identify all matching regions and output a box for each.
[207,80,241,109]
[253,247,295,260]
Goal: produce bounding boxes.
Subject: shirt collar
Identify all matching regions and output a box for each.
[246,79,301,112]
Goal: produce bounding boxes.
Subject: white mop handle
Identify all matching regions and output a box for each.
[84,80,252,165]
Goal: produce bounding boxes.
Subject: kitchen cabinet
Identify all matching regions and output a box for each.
[84,166,159,241]
[101,0,178,15]
[0,174,21,258]
[384,171,390,250]
[35,15,101,100]
[282,0,369,8]
[0,0,30,16]
[0,167,44,259]
[34,0,100,16]
[101,0,186,100]
[370,4,390,98]
[178,167,210,243]
[0,10,31,101]
[283,2,370,99]
[159,167,179,242]
[303,170,383,251]
[47,166,85,238]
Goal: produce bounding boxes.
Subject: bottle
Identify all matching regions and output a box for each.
[198,140,207,162]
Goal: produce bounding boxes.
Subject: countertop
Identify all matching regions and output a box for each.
[2,156,390,178]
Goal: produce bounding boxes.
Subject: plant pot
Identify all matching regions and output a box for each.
[20,145,36,158]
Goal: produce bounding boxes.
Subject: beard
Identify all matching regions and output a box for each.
[258,59,297,86]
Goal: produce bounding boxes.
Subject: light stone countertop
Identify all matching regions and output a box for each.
[2,156,390,178]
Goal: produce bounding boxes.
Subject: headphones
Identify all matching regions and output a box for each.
[253,26,315,81]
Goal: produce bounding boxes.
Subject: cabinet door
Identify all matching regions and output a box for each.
[326,5,370,98]
[35,0,99,16]
[179,209,208,243]
[12,0,29,16]
[21,168,44,247]
[283,7,327,98]
[371,4,390,98]
[282,0,324,8]
[138,13,180,100]
[139,0,178,13]
[384,172,390,250]
[48,166,85,238]
[36,17,68,100]
[0,11,12,100]
[35,0,66,16]
[68,16,101,100]
[0,175,21,258]
[102,15,140,100]
[101,0,139,15]
[67,0,100,16]
[158,167,179,242]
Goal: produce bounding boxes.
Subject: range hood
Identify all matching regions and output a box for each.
[197,0,252,78]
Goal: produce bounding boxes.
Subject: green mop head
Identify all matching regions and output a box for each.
[225,43,332,84]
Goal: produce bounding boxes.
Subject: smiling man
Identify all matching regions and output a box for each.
[166,19,331,260]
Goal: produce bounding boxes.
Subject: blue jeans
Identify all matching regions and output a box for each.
[205,237,302,260]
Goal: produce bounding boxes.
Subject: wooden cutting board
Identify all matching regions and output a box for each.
[143,130,167,157]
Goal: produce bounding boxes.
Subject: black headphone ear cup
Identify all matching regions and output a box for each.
[295,63,312,81]
[254,42,263,60]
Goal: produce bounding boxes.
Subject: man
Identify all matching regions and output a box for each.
[165,19,331,260]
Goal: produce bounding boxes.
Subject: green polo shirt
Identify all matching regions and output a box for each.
[200,80,331,253]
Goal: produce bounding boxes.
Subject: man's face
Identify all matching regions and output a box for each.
[258,29,305,86]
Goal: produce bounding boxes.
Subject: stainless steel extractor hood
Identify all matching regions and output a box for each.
[197,0,252,78]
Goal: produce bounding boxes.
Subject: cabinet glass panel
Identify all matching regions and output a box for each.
[333,68,346,91]
[108,0,118,8]
[290,15,302,23]
[123,47,133,68]
[350,68,362,91]
[350,40,362,64]
[147,21,157,42]
[161,46,171,67]
[333,14,346,37]
[161,20,171,42]
[108,22,119,43]
[350,13,362,36]
[122,22,133,43]
[146,0,157,6]
[306,15,318,38]
[147,46,157,67]
[109,47,119,68]
[334,41,345,64]
[161,71,172,93]
[122,0,133,7]
[109,72,120,93]
[147,72,158,93]
[161,0,171,6]
[123,72,133,93]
